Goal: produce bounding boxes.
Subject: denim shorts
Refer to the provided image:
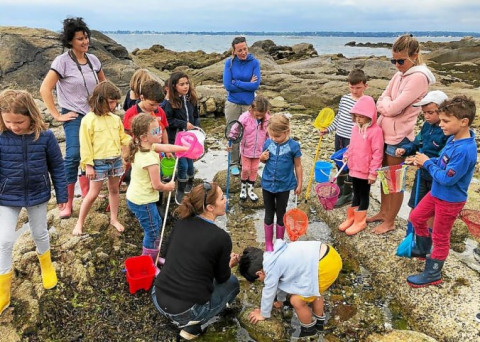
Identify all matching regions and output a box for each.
[92,157,124,181]
[385,137,411,157]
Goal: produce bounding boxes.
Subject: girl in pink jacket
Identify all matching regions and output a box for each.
[237,96,270,201]
[339,96,384,235]
[369,34,435,234]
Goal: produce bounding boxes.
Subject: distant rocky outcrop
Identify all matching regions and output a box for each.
[0,27,137,97]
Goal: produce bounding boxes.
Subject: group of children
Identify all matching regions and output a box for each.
[0,40,478,340]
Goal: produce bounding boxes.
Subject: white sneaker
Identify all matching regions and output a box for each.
[247,183,258,202]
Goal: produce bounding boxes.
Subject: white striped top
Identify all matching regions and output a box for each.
[327,94,356,139]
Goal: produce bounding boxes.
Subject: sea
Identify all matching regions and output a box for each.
[106,33,467,58]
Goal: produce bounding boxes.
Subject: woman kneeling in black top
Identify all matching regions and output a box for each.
[151,182,240,340]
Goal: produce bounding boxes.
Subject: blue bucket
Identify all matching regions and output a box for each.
[314,161,332,183]
[330,147,349,172]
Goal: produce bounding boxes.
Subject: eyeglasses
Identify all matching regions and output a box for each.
[202,182,212,211]
[390,59,407,65]
[150,127,161,136]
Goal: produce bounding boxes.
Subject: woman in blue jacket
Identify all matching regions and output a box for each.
[223,36,261,176]
[0,90,68,315]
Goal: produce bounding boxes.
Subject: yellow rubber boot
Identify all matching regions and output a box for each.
[38,250,58,289]
[339,206,358,231]
[345,210,367,235]
[0,270,13,315]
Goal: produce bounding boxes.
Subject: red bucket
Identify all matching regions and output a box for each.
[125,255,156,294]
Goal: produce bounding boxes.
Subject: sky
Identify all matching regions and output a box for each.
[0,0,479,33]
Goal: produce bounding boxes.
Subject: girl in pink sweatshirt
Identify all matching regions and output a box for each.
[236,96,270,201]
[369,34,435,234]
[339,96,384,235]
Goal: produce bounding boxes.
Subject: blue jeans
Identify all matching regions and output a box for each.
[127,200,161,249]
[62,108,84,184]
[93,157,124,181]
[385,137,411,157]
[151,274,239,328]
[177,157,194,181]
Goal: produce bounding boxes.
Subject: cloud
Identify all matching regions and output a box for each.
[0,0,479,32]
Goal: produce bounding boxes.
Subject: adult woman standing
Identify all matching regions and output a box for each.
[223,36,261,176]
[368,34,435,234]
[40,17,106,219]
[151,182,240,340]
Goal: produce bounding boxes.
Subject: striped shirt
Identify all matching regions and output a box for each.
[327,94,356,139]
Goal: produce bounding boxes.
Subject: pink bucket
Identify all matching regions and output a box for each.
[175,131,204,159]
[315,182,340,211]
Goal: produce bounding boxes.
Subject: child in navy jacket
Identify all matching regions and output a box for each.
[0,90,67,315]
[396,90,449,209]
[406,95,477,288]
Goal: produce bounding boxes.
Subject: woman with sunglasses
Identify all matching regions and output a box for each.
[223,36,261,176]
[151,182,240,340]
[369,34,436,234]
[40,17,106,219]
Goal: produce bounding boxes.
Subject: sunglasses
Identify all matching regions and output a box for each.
[150,127,162,136]
[390,59,407,66]
[203,182,212,211]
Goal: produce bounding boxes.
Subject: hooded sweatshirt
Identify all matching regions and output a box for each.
[261,240,322,318]
[238,110,270,158]
[344,96,384,180]
[377,65,435,145]
[223,54,261,105]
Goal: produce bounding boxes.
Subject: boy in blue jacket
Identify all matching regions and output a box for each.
[239,240,342,338]
[407,95,477,288]
[396,90,449,208]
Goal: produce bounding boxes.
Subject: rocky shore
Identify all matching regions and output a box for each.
[0,26,479,341]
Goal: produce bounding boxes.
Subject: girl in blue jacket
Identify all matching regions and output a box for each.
[0,90,68,315]
[260,114,303,251]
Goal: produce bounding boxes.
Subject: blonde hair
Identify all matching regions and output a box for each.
[268,113,290,134]
[392,34,424,65]
[129,69,160,98]
[124,113,156,164]
[0,89,47,140]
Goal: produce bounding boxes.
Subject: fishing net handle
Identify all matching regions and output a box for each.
[225,120,244,144]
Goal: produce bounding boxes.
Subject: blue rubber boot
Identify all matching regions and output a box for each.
[407,256,444,288]
[411,235,432,259]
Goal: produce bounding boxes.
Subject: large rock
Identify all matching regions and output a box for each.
[0,27,137,97]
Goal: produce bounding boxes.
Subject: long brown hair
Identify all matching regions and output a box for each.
[168,72,198,109]
[175,182,220,218]
[0,89,47,140]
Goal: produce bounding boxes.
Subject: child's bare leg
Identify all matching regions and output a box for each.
[290,295,313,324]
[73,181,103,235]
[107,176,124,233]
[312,296,324,316]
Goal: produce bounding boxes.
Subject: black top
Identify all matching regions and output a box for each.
[154,216,232,313]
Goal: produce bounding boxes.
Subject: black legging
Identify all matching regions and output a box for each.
[351,177,370,211]
[263,189,290,226]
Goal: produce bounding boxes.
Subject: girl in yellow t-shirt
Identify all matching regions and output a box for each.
[125,113,187,262]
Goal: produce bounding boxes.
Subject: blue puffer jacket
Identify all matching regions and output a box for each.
[0,130,68,207]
